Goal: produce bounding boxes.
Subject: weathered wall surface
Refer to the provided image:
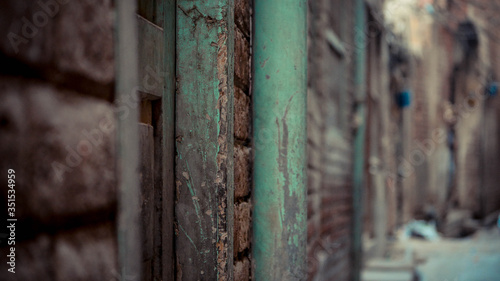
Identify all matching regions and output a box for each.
[0,1,117,280]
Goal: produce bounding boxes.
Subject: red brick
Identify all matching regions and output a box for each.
[234,257,250,281]
[234,28,250,90]
[234,87,251,141]
[234,145,251,199]
[235,0,250,38]
[234,202,251,255]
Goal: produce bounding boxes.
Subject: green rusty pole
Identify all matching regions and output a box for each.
[352,0,367,280]
[252,0,307,280]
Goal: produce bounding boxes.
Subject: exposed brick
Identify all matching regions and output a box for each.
[54,223,117,281]
[234,28,250,90]
[234,202,251,255]
[0,0,114,85]
[234,145,251,199]
[0,78,116,225]
[234,257,250,281]
[234,87,251,141]
[235,0,250,38]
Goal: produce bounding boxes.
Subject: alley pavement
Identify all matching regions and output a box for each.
[411,228,500,281]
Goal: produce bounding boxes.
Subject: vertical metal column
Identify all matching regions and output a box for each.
[252,0,307,279]
[352,0,367,280]
[116,0,141,280]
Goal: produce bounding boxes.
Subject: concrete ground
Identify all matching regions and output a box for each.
[408,228,500,281]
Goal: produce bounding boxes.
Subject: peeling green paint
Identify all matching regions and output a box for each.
[179,223,198,252]
[175,0,234,280]
[252,0,307,280]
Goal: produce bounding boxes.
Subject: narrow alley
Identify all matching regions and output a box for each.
[0,0,499,280]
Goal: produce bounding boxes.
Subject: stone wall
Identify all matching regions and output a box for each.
[0,1,117,280]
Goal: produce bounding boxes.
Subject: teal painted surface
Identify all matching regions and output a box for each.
[175,0,234,280]
[351,0,367,280]
[252,0,307,280]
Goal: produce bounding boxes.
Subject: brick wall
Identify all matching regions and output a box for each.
[0,1,117,280]
[233,0,252,279]
[307,0,356,280]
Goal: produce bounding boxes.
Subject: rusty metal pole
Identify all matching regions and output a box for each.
[252,0,308,279]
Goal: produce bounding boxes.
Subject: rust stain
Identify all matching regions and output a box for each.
[260,57,270,68]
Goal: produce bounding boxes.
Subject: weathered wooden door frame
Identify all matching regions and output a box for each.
[115,0,176,280]
[174,0,235,280]
[117,0,235,279]
[136,0,176,280]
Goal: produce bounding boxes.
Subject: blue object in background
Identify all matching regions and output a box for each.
[487,82,498,97]
[396,90,411,108]
[425,3,435,14]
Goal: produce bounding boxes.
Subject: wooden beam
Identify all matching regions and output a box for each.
[137,15,164,100]
[175,0,235,280]
[162,0,176,280]
[139,124,155,281]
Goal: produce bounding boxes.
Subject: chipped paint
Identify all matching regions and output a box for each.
[175,0,234,280]
[253,0,308,280]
